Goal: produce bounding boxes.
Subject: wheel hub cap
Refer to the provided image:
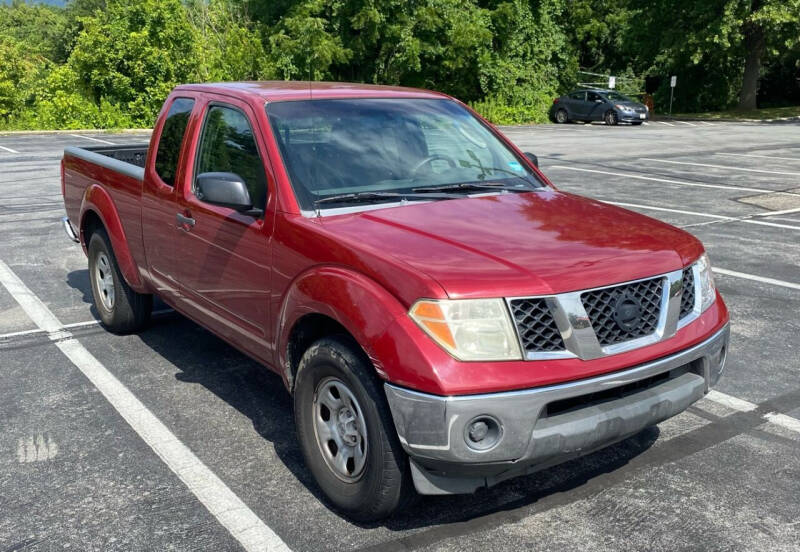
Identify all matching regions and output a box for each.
[312,377,368,482]
[94,252,115,310]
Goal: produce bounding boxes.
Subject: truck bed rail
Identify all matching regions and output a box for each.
[64,145,147,181]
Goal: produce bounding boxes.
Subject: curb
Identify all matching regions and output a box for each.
[656,115,800,124]
[0,128,152,137]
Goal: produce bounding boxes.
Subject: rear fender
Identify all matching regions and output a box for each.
[80,184,144,291]
[277,266,410,388]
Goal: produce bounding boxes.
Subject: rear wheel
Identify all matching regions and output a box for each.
[555,108,569,124]
[604,110,619,125]
[294,336,413,521]
[88,228,152,333]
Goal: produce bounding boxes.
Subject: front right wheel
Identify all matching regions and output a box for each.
[294,336,413,521]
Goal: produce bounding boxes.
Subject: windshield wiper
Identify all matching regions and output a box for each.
[313,191,457,208]
[411,181,534,193]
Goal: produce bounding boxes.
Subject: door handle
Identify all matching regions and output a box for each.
[176,213,195,229]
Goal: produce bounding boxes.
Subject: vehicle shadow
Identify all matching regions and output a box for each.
[130,313,660,531]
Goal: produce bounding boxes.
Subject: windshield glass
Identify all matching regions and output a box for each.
[265,98,544,210]
[603,92,634,102]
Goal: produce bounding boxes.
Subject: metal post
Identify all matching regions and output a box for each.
[669,86,674,116]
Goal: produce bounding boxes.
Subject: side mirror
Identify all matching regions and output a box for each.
[523,152,539,167]
[196,172,262,217]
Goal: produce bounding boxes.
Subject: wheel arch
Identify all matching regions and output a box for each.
[79,184,145,291]
[277,266,409,392]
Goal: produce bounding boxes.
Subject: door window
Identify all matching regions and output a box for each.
[587,92,603,103]
[569,92,586,101]
[154,97,195,186]
[195,105,267,212]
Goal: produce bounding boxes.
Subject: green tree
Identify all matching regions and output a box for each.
[67,0,202,124]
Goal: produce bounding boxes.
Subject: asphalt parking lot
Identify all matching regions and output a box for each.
[1,120,799,551]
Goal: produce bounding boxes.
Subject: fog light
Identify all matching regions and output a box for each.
[464,416,502,451]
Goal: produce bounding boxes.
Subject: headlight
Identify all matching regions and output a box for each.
[615,104,632,112]
[409,299,522,361]
[695,253,716,312]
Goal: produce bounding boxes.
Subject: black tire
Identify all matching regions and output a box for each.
[88,228,152,334]
[555,108,569,124]
[604,110,619,125]
[294,336,413,521]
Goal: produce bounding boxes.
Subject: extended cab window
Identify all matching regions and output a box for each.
[154,98,195,186]
[194,105,267,212]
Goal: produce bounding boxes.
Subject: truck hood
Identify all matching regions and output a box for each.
[319,190,703,299]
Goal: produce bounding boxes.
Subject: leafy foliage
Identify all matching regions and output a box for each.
[0,0,798,129]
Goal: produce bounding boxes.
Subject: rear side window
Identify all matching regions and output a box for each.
[154,98,195,186]
[569,92,585,101]
[194,105,267,212]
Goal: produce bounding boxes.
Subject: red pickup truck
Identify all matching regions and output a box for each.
[62,82,729,521]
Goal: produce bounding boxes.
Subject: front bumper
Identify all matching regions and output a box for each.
[385,323,729,494]
[619,111,649,122]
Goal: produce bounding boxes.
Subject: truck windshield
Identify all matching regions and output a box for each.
[265,98,544,210]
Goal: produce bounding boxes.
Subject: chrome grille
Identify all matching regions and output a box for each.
[581,277,664,346]
[679,269,695,319]
[508,298,565,353]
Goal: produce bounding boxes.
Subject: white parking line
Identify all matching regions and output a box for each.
[606,200,800,231]
[69,134,117,145]
[0,309,175,341]
[642,122,650,126]
[705,390,757,412]
[704,391,800,435]
[764,413,800,434]
[657,121,675,126]
[548,165,771,193]
[713,268,800,291]
[605,201,731,219]
[640,158,800,176]
[675,121,697,127]
[698,121,715,126]
[0,259,289,552]
[715,152,800,162]
[0,145,20,154]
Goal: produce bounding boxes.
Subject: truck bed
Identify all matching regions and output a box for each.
[81,144,149,168]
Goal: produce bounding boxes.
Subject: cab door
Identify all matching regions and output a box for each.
[171,97,275,363]
[141,96,197,301]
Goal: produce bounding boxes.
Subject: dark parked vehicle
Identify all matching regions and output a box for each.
[551,89,649,125]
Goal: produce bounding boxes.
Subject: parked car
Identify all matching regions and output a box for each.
[61,81,728,521]
[551,89,649,125]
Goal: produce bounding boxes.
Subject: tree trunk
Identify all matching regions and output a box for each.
[738,23,765,110]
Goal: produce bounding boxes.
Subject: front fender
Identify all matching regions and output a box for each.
[277,265,416,386]
[80,184,144,290]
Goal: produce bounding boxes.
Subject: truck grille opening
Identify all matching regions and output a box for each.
[542,362,697,418]
[508,298,566,353]
[581,277,663,346]
[679,269,695,319]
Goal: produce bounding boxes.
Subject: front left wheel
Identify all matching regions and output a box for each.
[294,336,413,521]
[604,110,619,125]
